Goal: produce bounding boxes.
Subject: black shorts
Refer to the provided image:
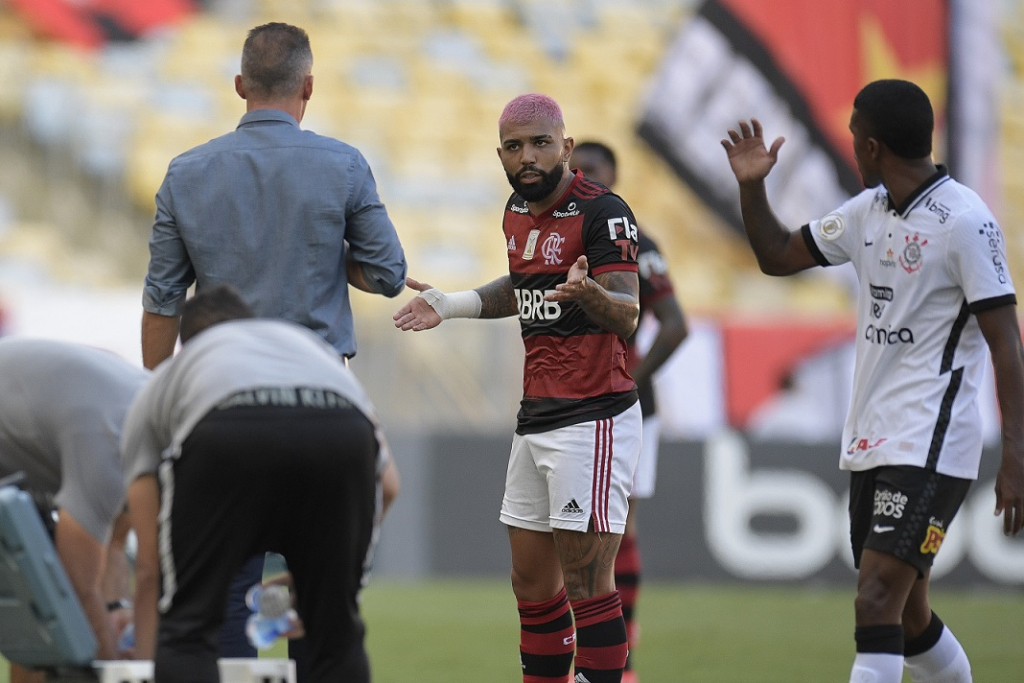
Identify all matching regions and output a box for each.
[849,465,972,576]
[155,396,379,683]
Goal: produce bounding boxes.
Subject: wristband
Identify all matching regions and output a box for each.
[418,288,482,319]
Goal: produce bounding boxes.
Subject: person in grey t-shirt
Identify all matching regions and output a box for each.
[0,338,148,671]
[123,285,387,683]
[141,21,407,368]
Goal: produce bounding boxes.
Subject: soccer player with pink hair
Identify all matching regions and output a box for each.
[396,93,643,683]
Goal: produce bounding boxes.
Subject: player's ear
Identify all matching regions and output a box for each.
[563,136,574,163]
[866,136,882,161]
[234,74,245,100]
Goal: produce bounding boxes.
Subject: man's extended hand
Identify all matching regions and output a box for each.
[545,256,591,303]
[721,118,786,184]
[393,277,442,332]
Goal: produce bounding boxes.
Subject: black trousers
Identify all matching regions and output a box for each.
[153,402,379,683]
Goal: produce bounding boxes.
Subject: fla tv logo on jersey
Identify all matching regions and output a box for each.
[607,216,639,260]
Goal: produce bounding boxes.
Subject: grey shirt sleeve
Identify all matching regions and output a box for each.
[344,152,407,297]
[143,169,197,316]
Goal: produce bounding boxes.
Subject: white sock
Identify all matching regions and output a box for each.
[850,652,904,683]
[905,627,972,683]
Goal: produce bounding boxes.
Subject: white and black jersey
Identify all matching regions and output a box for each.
[801,167,1016,479]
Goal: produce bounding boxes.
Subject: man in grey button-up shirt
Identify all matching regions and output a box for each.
[139,23,405,677]
[141,21,407,369]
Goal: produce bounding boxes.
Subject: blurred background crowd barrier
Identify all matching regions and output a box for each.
[0,0,1022,585]
[376,432,1024,586]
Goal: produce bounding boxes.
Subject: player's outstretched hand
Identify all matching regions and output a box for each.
[721,118,785,183]
[394,277,443,332]
[994,455,1024,536]
[545,256,590,303]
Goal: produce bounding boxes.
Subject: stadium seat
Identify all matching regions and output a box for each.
[8,0,1024,321]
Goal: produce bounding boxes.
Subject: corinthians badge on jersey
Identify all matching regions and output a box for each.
[899,232,928,273]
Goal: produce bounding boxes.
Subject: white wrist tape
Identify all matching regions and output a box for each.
[418,288,482,319]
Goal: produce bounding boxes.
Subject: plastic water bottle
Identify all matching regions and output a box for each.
[244,583,296,650]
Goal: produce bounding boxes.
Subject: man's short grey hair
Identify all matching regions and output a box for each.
[240,23,313,100]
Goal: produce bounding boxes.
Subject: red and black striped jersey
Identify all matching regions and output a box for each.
[504,171,640,434]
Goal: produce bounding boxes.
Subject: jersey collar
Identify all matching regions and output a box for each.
[886,165,950,217]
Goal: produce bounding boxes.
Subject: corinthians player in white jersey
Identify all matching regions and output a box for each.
[722,79,1024,683]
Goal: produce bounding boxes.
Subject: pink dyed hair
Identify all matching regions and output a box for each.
[498,93,565,131]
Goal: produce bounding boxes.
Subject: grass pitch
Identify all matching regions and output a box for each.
[356,579,1022,682]
[2,580,1021,682]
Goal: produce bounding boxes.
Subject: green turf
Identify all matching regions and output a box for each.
[3,581,1022,682]
[361,580,1024,683]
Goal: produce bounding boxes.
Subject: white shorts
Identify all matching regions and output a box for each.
[630,415,661,499]
[499,402,642,534]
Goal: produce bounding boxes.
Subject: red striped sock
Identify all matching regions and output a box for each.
[572,591,628,683]
[614,534,641,654]
[518,587,575,683]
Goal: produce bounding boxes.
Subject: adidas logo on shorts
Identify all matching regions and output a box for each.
[561,499,585,515]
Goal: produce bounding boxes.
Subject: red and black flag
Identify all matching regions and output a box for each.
[638,0,995,233]
[7,0,194,49]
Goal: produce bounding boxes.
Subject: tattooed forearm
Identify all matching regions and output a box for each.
[476,275,519,318]
[553,529,621,600]
[578,271,640,339]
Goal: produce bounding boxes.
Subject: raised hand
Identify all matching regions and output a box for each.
[545,255,590,302]
[721,118,786,183]
[393,277,443,332]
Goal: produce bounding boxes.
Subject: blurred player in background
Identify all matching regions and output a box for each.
[122,285,389,683]
[396,94,641,683]
[570,141,688,682]
[138,22,405,670]
[0,338,147,682]
[722,79,1024,683]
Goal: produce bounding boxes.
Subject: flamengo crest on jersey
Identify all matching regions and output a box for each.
[803,168,1016,479]
[503,172,640,434]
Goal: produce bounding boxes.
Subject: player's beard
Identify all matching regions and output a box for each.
[506,162,565,203]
